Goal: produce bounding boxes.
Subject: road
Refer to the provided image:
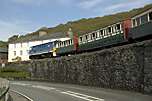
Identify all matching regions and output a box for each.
[10,81,152,101]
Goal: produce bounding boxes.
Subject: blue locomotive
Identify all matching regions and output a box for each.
[29,8,152,59]
[29,42,54,59]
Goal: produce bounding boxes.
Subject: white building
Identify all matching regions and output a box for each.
[8,39,51,62]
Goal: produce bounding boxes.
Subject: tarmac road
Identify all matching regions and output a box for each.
[10,81,152,101]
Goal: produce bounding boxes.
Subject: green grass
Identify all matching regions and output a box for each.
[0,68,30,79]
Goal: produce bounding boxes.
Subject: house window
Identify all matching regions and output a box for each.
[20,50,23,55]
[14,44,16,48]
[27,42,29,47]
[21,43,23,47]
[27,50,29,55]
[14,51,16,56]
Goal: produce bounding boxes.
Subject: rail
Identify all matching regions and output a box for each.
[0,78,9,101]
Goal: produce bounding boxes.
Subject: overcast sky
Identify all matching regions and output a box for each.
[0,0,151,41]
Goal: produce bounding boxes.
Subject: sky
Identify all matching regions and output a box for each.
[0,0,151,41]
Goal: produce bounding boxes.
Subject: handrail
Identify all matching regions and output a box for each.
[0,78,9,101]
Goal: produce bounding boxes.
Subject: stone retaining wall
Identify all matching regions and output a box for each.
[3,39,152,94]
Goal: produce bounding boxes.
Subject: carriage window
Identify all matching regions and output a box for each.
[71,40,73,44]
[132,19,136,27]
[136,17,140,26]
[108,27,111,33]
[149,12,152,21]
[59,43,61,47]
[112,26,115,32]
[116,24,120,30]
[68,40,70,45]
[85,35,88,40]
[60,42,62,47]
[141,14,148,24]
[103,30,106,36]
[80,37,83,42]
[92,33,95,38]
[66,41,69,46]
[61,42,63,47]
[100,30,103,36]
[95,32,98,38]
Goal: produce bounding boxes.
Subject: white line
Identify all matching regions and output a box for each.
[61,91,104,101]
[11,82,31,86]
[55,89,62,92]
[31,85,56,91]
[10,90,34,101]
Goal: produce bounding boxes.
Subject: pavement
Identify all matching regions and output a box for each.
[10,81,152,101]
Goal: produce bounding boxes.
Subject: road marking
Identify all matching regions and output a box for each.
[31,85,56,90]
[11,82,31,86]
[61,91,104,101]
[55,89,62,92]
[10,90,34,101]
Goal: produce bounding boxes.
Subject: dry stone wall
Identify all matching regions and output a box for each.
[4,39,152,94]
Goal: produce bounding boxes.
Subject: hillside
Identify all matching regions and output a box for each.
[8,4,152,43]
[0,41,8,48]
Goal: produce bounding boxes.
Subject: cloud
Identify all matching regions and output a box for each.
[90,0,152,16]
[78,0,103,9]
[0,19,39,41]
[105,0,151,12]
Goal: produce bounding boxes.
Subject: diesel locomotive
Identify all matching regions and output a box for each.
[29,8,152,59]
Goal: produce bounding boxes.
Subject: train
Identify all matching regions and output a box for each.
[29,8,152,59]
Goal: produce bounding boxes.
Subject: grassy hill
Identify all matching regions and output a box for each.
[0,41,8,48]
[8,4,152,43]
